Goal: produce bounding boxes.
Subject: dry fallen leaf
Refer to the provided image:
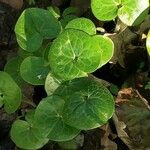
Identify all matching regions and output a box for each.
[100,124,117,150]
[0,0,23,9]
[114,88,150,149]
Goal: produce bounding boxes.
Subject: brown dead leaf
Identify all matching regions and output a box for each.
[100,124,117,150]
[108,28,137,68]
[0,0,23,9]
[114,88,150,149]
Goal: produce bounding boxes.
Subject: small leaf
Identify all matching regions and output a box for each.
[0,71,22,113]
[47,6,60,19]
[60,15,78,28]
[146,30,150,56]
[15,8,61,52]
[20,56,50,85]
[10,120,49,150]
[4,56,25,86]
[34,96,80,141]
[25,110,35,125]
[65,18,96,35]
[61,77,114,130]
[49,29,101,81]
[45,73,61,96]
[62,7,78,17]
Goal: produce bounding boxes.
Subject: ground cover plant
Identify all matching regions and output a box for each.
[0,0,150,149]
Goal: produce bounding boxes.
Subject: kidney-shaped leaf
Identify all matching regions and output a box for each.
[15,8,61,52]
[10,120,49,150]
[0,71,22,113]
[60,77,114,130]
[91,0,149,26]
[49,29,101,81]
[65,18,96,35]
[20,56,50,85]
[34,96,80,141]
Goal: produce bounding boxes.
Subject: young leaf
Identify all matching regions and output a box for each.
[15,8,61,52]
[58,77,114,130]
[20,56,50,85]
[91,0,149,26]
[10,120,49,150]
[4,56,25,86]
[34,96,80,141]
[49,29,101,80]
[0,71,22,113]
[93,35,114,67]
[65,18,96,35]
[146,30,150,55]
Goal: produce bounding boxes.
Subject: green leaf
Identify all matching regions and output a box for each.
[0,71,22,113]
[15,8,61,52]
[47,6,60,19]
[62,7,78,17]
[65,18,96,35]
[45,73,61,96]
[59,77,114,130]
[10,120,49,150]
[93,35,114,67]
[118,0,149,26]
[91,0,149,26]
[20,56,50,85]
[91,0,120,21]
[146,30,150,56]
[60,15,78,28]
[25,110,35,125]
[144,81,150,90]
[4,56,25,87]
[49,29,101,81]
[34,96,80,141]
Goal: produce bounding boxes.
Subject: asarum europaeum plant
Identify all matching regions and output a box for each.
[0,0,149,149]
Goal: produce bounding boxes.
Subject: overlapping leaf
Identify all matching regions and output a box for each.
[49,29,101,80]
[91,0,149,26]
[0,71,22,113]
[34,96,80,141]
[55,77,115,130]
[20,56,50,85]
[15,8,61,52]
[4,56,24,86]
[65,18,96,35]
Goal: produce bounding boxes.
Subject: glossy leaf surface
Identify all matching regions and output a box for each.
[34,96,80,141]
[49,29,101,80]
[15,8,61,52]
